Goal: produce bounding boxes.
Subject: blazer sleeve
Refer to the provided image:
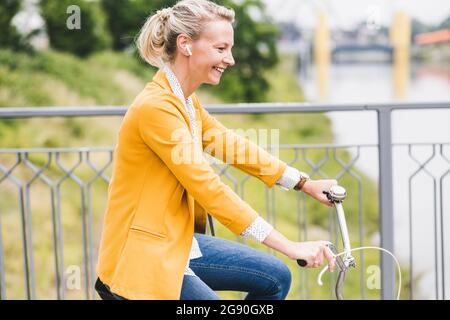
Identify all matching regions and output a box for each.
[195,97,287,188]
[138,98,258,236]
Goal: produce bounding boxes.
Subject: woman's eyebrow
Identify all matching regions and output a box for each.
[215,42,234,47]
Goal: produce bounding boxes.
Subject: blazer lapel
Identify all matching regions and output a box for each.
[152,70,193,134]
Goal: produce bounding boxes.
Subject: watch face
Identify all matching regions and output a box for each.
[300,172,310,180]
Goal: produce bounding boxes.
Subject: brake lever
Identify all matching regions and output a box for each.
[296,242,346,270]
[326,242,346,271]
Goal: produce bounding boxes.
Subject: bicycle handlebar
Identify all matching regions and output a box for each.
[296,185,356,300]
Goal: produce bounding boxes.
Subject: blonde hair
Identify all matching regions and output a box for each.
[136,0,235,68]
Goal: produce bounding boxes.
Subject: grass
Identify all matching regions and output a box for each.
[0,49,407,300]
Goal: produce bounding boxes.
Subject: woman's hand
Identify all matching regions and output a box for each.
[287,240,335,272]
[263,230,335,272]
[302,179,338,207]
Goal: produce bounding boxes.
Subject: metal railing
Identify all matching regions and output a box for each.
[0,101,449,300]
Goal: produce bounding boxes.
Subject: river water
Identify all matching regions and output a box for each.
[300,62,450,299]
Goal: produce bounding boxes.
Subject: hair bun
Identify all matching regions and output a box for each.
[157,8,172,23]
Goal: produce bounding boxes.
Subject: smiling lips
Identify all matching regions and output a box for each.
[213,66,225,74]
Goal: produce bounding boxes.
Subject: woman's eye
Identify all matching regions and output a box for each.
[217,47,225,52]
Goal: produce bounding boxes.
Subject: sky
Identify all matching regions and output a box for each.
[263,0,450,29]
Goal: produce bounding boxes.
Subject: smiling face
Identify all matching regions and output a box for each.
[189,19,235,85]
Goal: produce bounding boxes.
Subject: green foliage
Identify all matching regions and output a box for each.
[101,0,177,50]
[0,48,155,107]
[40,0,111,57]
[0,0,21,47]
[438,15,450,29]
[209,0,280,102]
[89,48,152,80]
[0,0,31,51]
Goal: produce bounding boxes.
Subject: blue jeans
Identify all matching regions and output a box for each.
[180,233,292,300]
[95,233,292,300]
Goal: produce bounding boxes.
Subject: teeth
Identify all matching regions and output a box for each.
[214,67,224,73]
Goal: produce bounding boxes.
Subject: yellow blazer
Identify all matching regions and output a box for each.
[96,70,287,299]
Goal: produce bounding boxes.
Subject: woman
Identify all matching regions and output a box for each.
[95,0,336,300]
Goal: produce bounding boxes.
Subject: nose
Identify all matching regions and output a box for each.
[223,51,235,67]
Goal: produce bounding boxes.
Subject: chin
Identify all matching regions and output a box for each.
[206,72,222,85]
[213,76,222,85]
[206,78,221,85]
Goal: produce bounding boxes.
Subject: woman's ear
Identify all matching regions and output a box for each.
[177,34,192,57]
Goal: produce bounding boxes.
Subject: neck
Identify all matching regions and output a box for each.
[168,59,200,99]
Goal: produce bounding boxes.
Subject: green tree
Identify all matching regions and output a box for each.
[40,0,111,57]
[438,15,450,29]
[0,0,28,50]
[213,0,280,102]
[411,18,430,37]
[101,0,177,50]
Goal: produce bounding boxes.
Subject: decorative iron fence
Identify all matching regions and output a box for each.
[0,102,449,300]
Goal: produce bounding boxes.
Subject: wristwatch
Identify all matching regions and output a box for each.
[293,171,310,191]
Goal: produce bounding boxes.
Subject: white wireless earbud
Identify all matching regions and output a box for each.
[186,45,192,56]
